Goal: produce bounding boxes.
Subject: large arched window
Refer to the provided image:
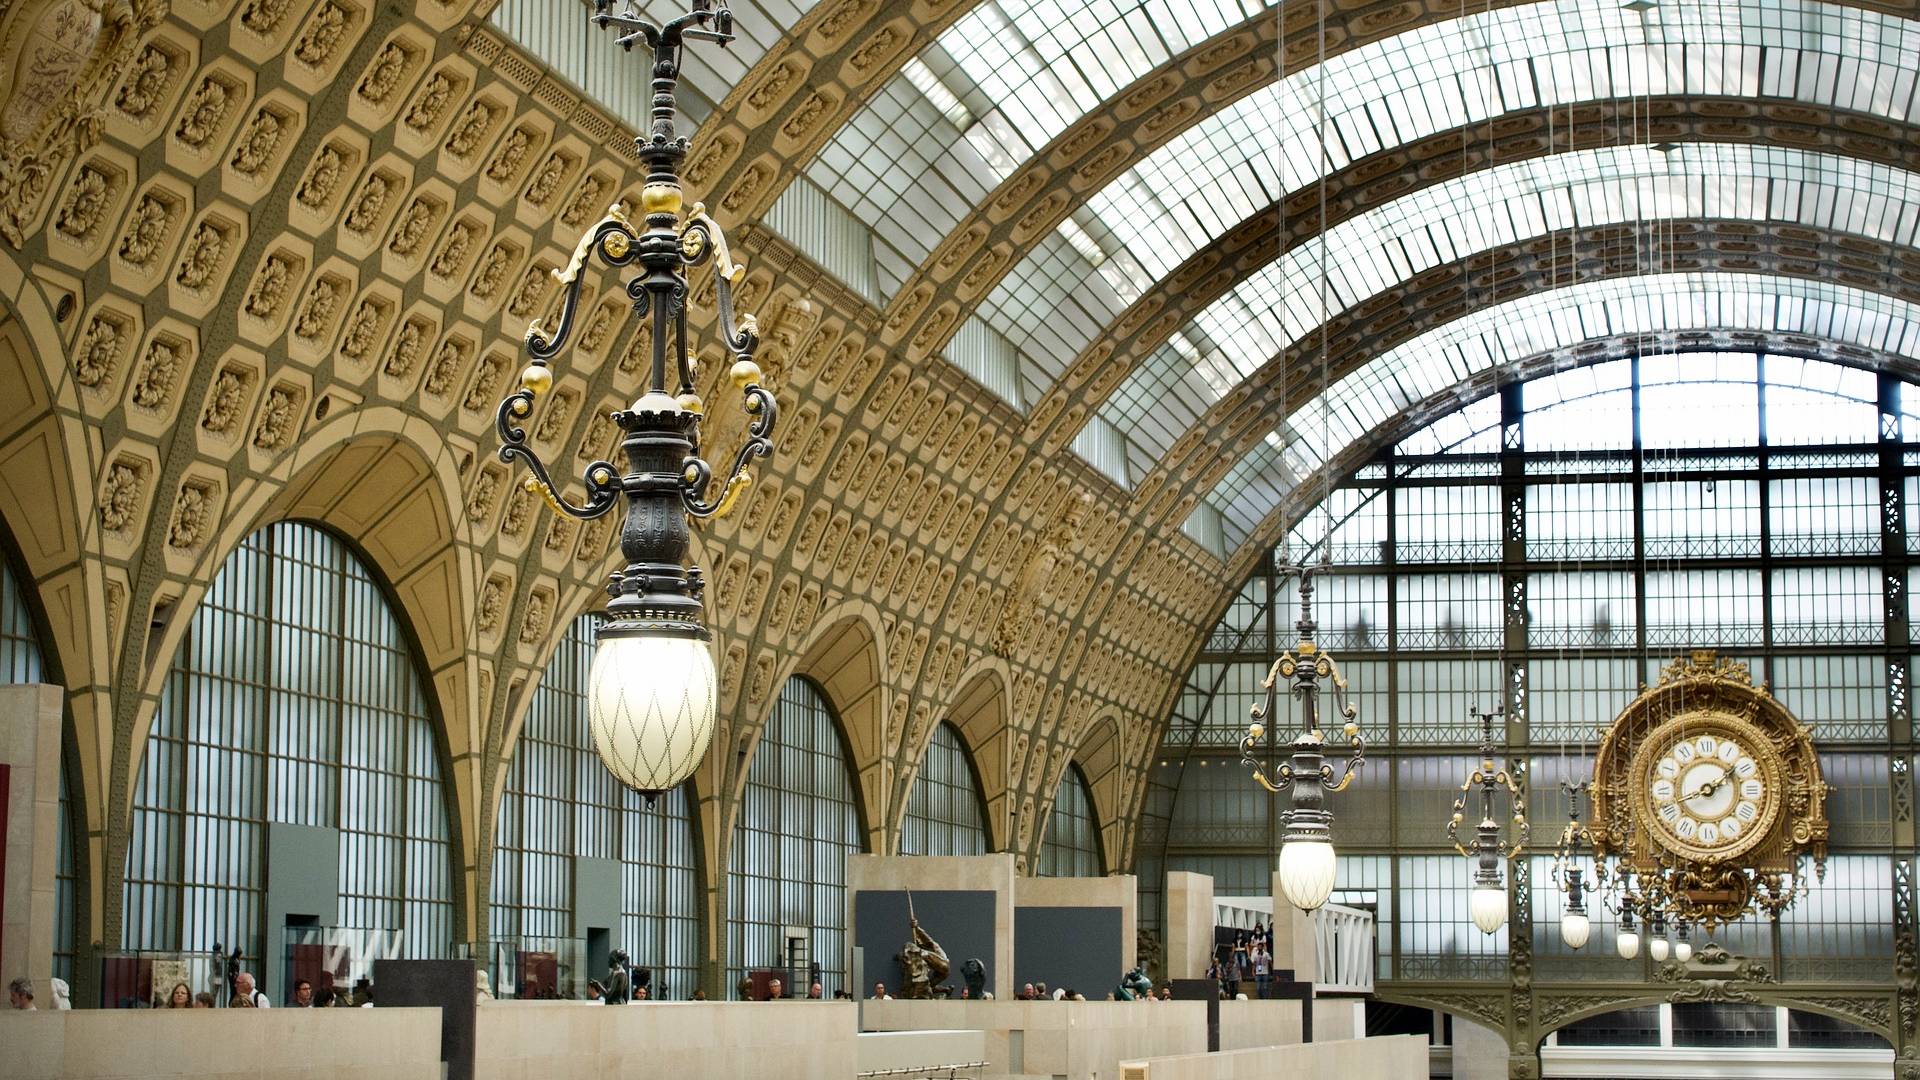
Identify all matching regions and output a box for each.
[901,723,989,856]
[728,676,864,997]
[1147,353,1915,987]
[489,614,700,995]
[122,523,455,963]
[1039,763,1103,876]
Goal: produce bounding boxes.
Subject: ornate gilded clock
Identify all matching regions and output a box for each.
[1590,651,1829,928]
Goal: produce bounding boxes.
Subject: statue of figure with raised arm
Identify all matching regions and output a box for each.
[896,894,950,999]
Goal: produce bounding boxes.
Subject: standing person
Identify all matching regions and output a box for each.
[291,979,315,1007]
[765,977,784,1000]
[806,981,823,999]
[193,992,215,1008]
[870,982,891,1000]
[166,982,192,1009]
[1252,943,1271,999]
[231,972,270,1008]
[605,952,631,1004]
[8,978,35,1009]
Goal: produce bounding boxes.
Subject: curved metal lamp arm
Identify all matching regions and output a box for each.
[1242,654,1295,792]
[1318,729,1365,792]
[495,390,623,520]
[677,205,777,520]
[682,380,776,519]
[527,210,640,361]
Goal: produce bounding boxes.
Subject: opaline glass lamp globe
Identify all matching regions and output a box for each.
[1615,929,1640,960]
[1470,881,1508,934]
[1559,910,1591,950]
[587,634,717,794]
[1277,839,1337,911]
[1649,934,1670,962]
[1674,939,1693,963]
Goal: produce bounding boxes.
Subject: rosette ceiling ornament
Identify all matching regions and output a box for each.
[1241,563,1368,911]
[493,0,777,798]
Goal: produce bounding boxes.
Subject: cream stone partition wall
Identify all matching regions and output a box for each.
[863,999,1210,1080]
[2,1007,445,1080]
[1117,1035,1428,1080]
[473,1000,861,1079]
[0,0,1309,1001]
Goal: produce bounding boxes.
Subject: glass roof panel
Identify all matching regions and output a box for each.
[1050,0,1920,430]
[800,0,1273,295]
[1202,274,1920,549]
[974,85,1280,379]
[1281,0,1920,195]
[1101,143,1920,471]
[490,0,815,128]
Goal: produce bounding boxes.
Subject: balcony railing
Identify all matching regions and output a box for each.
[1210,896,1375,995]
[1313,904,1375,995]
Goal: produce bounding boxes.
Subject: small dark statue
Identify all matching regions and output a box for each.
[896,894,951,999]
[960,957,986,1000]
[1114,966,1153,1001]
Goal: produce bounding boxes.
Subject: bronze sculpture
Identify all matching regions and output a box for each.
[896,894,951,999]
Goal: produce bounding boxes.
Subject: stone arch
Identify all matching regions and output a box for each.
[893,662,1010,854]
[119,408,478,938]
[729,600,890,852]
[1036,712,1123,874]
[0,276,114,977]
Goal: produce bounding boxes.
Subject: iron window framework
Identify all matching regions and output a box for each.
[1039,762,1104,877]
[1143,353,1920,986]
[727,676,866,997]
[901,722,992,857]
[488,614,703,996]
[121,523,457,965]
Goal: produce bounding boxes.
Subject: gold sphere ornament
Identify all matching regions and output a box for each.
[641,183,683,216]
[1247,722,1264,741]
[676,392,705,414]
[730,359,763,388]
[521,365,553,396]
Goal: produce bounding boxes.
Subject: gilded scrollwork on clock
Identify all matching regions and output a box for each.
[1591,650,1829,929]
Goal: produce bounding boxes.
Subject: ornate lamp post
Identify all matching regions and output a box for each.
[1448,705,1528,934]
[1241,563,1366,911]
[1550,781,1597,950]
[495,0,775,798]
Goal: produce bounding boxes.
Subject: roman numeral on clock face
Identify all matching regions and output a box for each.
[1659,802,1681,822]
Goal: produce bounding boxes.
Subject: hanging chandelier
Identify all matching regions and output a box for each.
[1549,781,1597,950]
[1241,563,1366,911]
[1447,705,1527,934]
[494,0,775,798]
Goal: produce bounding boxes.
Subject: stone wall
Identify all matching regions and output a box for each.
[1119,1034,1427,1079]
[862,998,1209,1080]
[3,1006,443,1080]
[472,999,859,1079]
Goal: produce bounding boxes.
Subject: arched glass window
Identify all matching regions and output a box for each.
[729,677,863,997]
[122,523,455,963]
[901,723,989,856]
[1040,764,1103,877]
[489,615,700,995]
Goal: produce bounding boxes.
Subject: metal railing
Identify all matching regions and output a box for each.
[855,1063,990,1078]
[1208,897,1376,995]
[1312,903,1375,995]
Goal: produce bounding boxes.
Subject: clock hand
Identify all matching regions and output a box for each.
[1679,768,1730,804]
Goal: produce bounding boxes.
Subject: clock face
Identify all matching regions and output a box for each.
[1636,724,1780,863]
